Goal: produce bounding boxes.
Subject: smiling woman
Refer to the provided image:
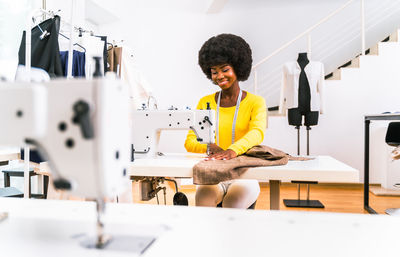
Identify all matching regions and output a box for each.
[184,33,267,209]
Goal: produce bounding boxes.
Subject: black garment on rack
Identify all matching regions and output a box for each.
[95,35,108,75]
[18,15,63,78]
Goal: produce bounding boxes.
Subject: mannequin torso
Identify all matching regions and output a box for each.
[288,52,318,127]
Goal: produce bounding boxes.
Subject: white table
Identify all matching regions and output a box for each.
[0,147,44,198]
[130,154,359,209]
[0,147,20,162]
[0,197,397,257]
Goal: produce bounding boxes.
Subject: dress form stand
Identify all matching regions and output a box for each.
[306,125,311,155]
[295,125,312,156]
[283,52,324,209]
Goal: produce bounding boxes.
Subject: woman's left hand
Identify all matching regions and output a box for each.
[205,149,237,161]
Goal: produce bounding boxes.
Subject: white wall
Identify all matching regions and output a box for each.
[90,0,400,183]
[13,0,399,184]
[92,0,400,109]
[0,0,31,80]
[94,0,356,109]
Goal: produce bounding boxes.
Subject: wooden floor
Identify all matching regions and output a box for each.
[132,181,400,214]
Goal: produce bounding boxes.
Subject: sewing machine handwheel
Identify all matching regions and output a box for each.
[173,192,188,206]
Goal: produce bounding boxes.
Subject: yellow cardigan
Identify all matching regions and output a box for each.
[184,91,267,156]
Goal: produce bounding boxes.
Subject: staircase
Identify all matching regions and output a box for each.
[325,30,398,81]
[247,0,400,112]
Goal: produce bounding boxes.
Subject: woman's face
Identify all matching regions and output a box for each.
[211,64,237,90]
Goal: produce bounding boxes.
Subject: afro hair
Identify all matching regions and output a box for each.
[198,33,252,82]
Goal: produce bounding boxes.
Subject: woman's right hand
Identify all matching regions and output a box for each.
[207,143,223,155]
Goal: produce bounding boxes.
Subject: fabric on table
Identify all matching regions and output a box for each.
[193,145,311,185]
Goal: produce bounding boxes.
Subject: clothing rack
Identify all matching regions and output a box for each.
[66,0,76,79]
[27,3,109,80]
[26,7,75,79]
[26,1,83,79]
[23,2,82,193]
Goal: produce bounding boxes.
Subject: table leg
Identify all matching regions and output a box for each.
[270,180,280,210]
[38,174,43,194]
[4,173,10,187]
[23,146,30,199]
[43,175,49,199]
[364,119,377,214]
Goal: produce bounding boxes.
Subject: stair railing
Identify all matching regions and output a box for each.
[252,0,365,94]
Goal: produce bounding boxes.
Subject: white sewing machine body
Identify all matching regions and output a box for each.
[0,77,132,199]
[132,109,215,156]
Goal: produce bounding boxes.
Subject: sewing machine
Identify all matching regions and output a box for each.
[131,107,215,204]
[0,76,133,248]
[132,108,215,157]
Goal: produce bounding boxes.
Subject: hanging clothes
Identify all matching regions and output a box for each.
[107,45,114,71]
[59,50,86,77]
[120,46,154,109]
[18,15,63,78]
[95,35,108,73]
[107,45,122,76]
[77,35,105,79]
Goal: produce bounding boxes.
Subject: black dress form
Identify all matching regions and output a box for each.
[288,53,319,127]
[283,53,325,209]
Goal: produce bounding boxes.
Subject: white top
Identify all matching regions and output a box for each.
[129,154,359,183]
[0,197,398,257]
[279,61,325,114]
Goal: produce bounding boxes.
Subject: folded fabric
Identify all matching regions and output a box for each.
[193,145,311,185]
